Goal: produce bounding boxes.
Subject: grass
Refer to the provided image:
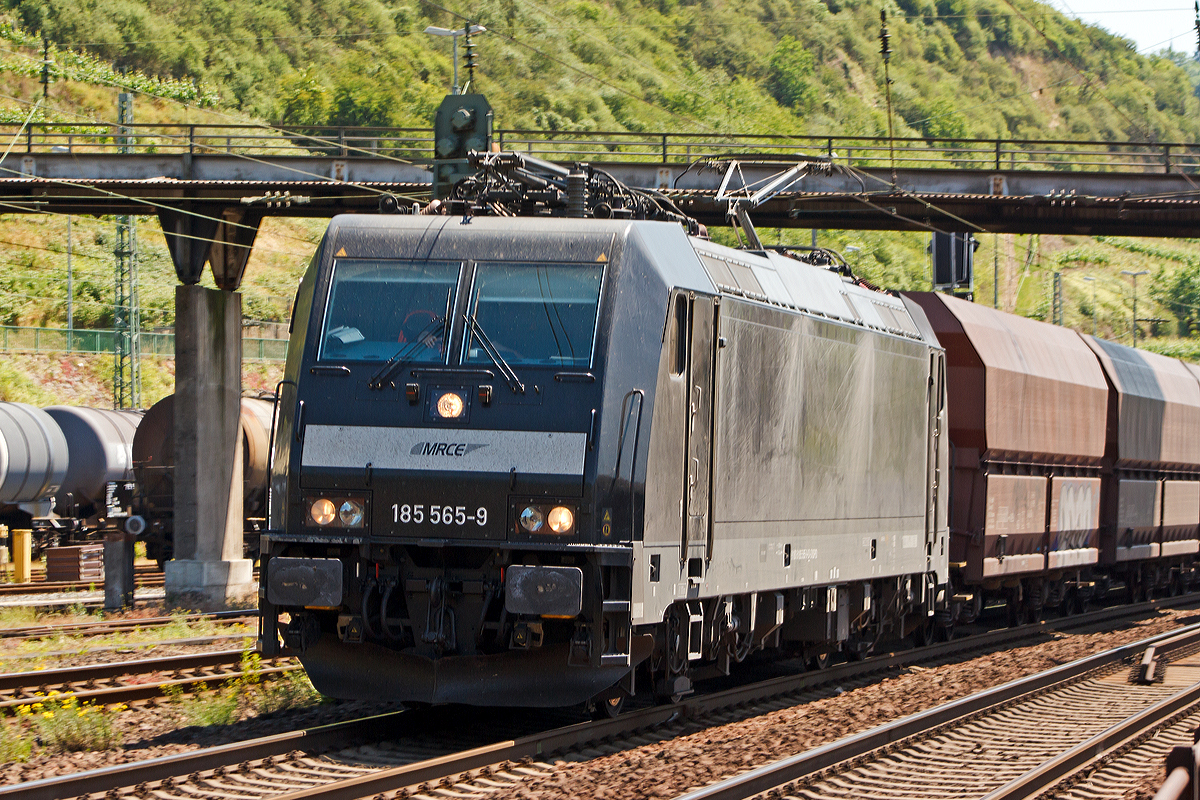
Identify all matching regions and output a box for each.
[163,681,243,728]
[0,717,32,762]
[0,606,41,629]
[253,669,322,715]
[163,647,324,728]
[21,694,121,753]
[0,609,254,675]
[8,694,122,754]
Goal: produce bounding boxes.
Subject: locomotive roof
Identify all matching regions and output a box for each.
[323,214,933,345]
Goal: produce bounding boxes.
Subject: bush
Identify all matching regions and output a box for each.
[768,36,818,113]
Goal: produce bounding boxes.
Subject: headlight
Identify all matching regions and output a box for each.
[519,506,544,533]
[306,494,368,528]
[436,391,465,419]
[339,499,365,527]
[310,498,336,526]
[547,506,574,533]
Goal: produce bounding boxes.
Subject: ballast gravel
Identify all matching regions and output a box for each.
[0,606,1194,793]
[511,608,1198,800]
[0,696,403,785]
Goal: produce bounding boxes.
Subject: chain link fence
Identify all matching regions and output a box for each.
[0,326,288,361]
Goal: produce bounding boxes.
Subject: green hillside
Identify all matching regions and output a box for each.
[12,0,1200,140]
[3,0,1200,403]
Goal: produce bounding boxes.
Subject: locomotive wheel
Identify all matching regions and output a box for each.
[911,618,935,647]
[807,649,831,670]
[590,691,627,719]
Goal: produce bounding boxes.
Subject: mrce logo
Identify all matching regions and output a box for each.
[410,442,489,457]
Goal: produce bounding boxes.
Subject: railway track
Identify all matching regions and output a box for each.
[0,609,255,641]
[674,627,1200,800]
[0,649,295,710]
[0,574,164,597]
[5,595,1196,800]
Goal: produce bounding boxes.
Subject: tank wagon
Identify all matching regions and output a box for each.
[0,402,69,516]
[259,214,949,710]
[906,294,1200,622]
[1,395,274,560]
[0,402,142,549]
[124,393,276,564]
[44,406,142,538]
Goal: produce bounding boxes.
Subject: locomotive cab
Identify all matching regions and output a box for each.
[261,216,692,706]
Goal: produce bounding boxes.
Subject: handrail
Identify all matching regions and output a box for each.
[3,123,1200,175]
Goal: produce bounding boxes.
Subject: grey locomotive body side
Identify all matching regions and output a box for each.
[259,214,948,707]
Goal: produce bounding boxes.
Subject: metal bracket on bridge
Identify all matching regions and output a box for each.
[158,206,263,291]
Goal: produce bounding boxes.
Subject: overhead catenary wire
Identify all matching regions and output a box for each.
[5,0,1197,264]
[0,198,314,259]
[0,68,432,215]
[0,42,430,175]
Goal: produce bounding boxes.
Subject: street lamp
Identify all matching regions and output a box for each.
[1121,270,1148,347]
[424,23,486,95]
[1083,276,1096,337]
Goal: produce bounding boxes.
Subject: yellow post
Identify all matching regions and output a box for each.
[12,529,31,584]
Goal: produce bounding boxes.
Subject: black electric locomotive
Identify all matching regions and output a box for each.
[260,201,949,710]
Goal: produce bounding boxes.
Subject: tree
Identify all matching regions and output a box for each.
[768,36,818,114]
[1151,261,1200,336]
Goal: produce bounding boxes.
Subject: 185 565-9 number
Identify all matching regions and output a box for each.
[392,503,488,527]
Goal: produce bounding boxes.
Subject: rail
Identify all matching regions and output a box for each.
[0,325,288,361]
[6,123,1200,175]
[1157,739,1200,800]
[676,621,1200,800]
[5,593,1192,800]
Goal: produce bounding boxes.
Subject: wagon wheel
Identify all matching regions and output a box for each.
[1005,588,1027,628]
[1059,588,1076,618]
[1074,589,1092,615]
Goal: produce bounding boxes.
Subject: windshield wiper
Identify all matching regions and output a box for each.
[464,313,525,394]
[368,315,445,390]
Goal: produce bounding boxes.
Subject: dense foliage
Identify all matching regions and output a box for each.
[5,0,1200,406]
[8,0,1200,141]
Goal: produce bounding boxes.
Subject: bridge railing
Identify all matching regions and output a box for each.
[6,123,1200,175]
[5,123,434,161]
[0,325,288,361]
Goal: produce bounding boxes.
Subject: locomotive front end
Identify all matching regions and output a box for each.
[260,215,667,707]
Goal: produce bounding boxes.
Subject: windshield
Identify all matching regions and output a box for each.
[464,262,604,369]
[320,259,460,362]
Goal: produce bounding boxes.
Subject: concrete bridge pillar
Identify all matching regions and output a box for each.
[159,207,261,605]
[165,285,253,604]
